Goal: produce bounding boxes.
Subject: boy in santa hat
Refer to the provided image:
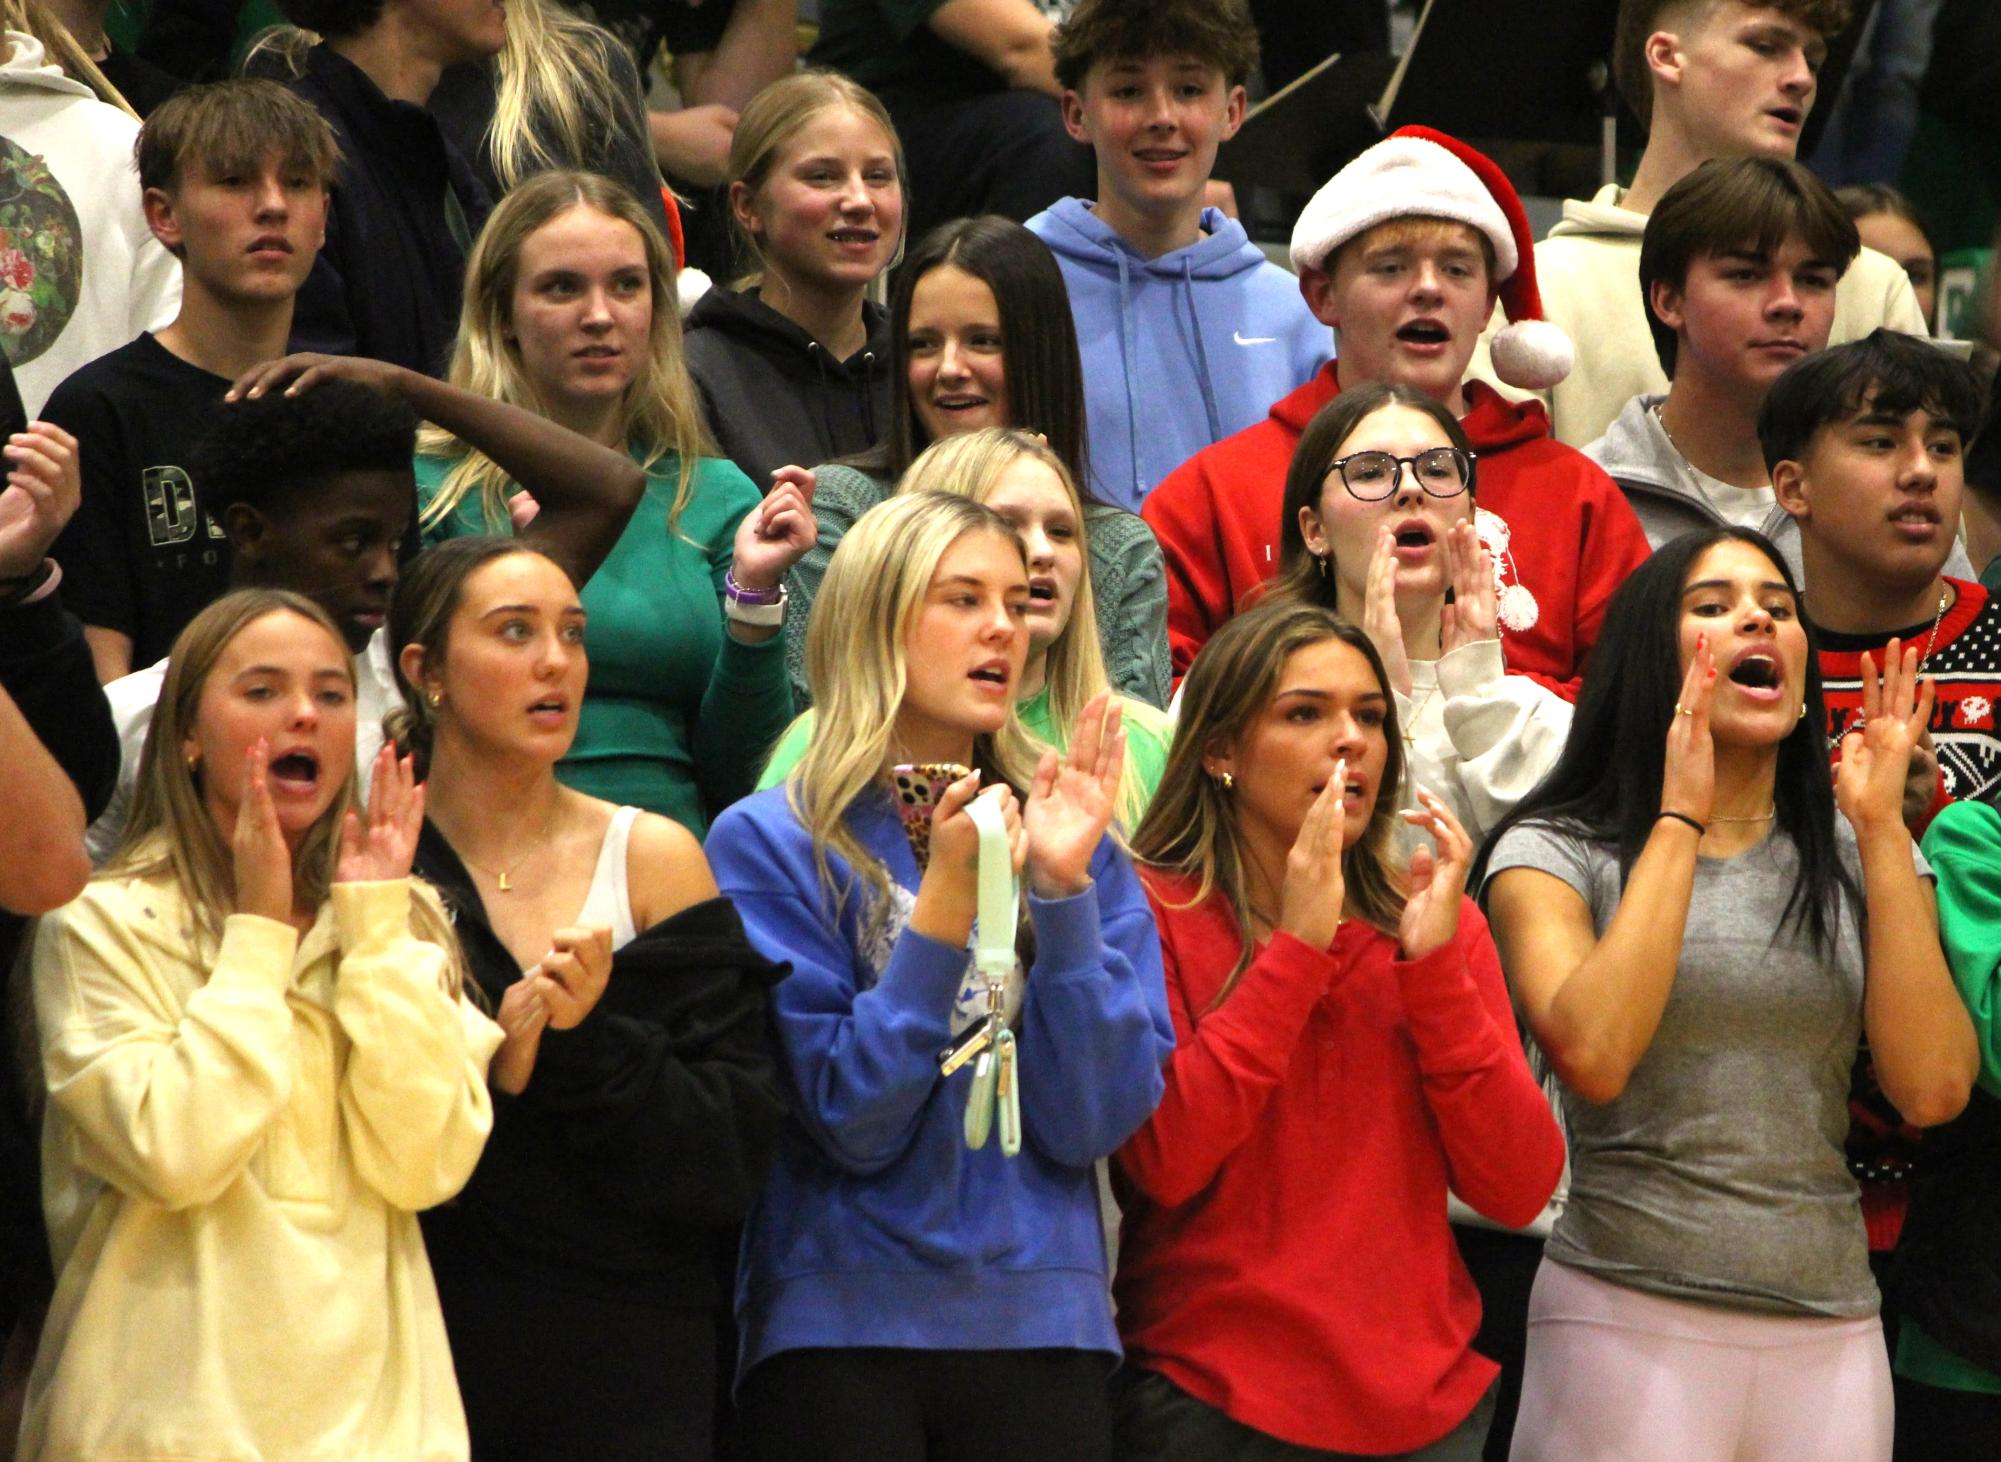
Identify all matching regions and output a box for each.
[1487,0,1926,448]
[1143,125,1650,694]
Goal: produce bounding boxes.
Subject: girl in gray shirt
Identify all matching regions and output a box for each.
[1479,527,1976,1462]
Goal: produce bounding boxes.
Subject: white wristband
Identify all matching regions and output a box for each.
[723,590,786,626]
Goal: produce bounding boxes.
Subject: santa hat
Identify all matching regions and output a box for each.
[1288,125,1573,391]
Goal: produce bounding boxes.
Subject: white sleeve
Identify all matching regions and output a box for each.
[1436,639,1574,836]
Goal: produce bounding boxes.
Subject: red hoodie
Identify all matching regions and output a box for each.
[1142,364,1651,693]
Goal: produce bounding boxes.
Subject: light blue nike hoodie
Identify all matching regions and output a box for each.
[1027,199,1330,513]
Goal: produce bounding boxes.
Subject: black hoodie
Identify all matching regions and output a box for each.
[683,286,893,490]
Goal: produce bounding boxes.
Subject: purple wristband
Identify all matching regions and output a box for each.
[724,567,783,606]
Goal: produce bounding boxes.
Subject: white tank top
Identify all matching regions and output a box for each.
[573,804,641,951]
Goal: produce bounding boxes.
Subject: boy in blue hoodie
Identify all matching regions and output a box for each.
[1027,0,1327,513]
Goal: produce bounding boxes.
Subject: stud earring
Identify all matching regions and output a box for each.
[1214,770,1234,791]
[428,690,443,709]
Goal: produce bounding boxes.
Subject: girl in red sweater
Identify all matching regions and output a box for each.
[1116,598,1565,1459]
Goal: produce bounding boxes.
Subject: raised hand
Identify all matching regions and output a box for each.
[0,421,81,578]
[531,925,614,1030]
[232,736,294,923]
[1398,788,1473,961]
[1277,759,1348,951]
[225,352,409,402]
[1363,528,1414,697]
[1902,729,1941,829]
[730,467,818,591]
[1661,632,1716,829]
[1024,693,1125,898]
[1438,520,1498,655]
[911,770,1013,946]
[336,744,425,883]
[1837,640,1935,839]
[491,976,551,1094]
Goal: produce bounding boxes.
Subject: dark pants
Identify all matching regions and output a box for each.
[1452,1223,1544,1462]
[883,88,1097,241]
[1893,1374,2001,1460]
[430,1254,718,1462]
[1113,1366,1496,1462]
[738,1346,1114,1462]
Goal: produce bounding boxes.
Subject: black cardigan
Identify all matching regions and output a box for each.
[416,822,789,1307]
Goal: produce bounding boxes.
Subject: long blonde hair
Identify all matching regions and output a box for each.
[105,590,465,995]
[899,427,1163,827]
[790,491,1042,936]
[1132,599,1407,998]
[725,70,905,290]
[488,0,652,200]
[417,171,714,538]
[3,0,136,114]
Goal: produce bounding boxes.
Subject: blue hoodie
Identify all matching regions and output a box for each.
[705,785,1174,1379]
[1028,199,1330,512]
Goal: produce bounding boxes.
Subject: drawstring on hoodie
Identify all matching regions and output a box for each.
[860,351,878,442]
[1114,253,1143,506]
[1181,256,1223,445]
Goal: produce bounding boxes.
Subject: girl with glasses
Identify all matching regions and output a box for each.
[1271,382,1572,845]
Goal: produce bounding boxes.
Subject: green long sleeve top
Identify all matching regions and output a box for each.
[1900,800,2001,1394]
[786,464,1173,712]
[413,451,792,838]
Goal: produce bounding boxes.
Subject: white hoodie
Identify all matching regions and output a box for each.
[1470,183,1928,449]
[0,33,179,415]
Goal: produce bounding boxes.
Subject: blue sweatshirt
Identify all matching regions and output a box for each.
[1027,199,1330,512]
[705,785,1174,1378]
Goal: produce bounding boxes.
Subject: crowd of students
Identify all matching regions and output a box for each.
[3,0,2001,1458]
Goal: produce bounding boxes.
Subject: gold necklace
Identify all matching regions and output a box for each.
[457,805,563,893]
[1710,807,1776,823]
[1917,586,1952,672]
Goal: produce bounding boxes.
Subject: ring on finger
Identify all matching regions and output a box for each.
[1674,702,1694,716]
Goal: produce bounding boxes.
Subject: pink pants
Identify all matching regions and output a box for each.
[1509,1260,1892,1462]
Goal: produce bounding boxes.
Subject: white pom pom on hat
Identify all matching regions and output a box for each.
[1289,124,1573,391]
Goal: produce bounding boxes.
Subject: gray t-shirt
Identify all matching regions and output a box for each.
[1483,819,1926,1318]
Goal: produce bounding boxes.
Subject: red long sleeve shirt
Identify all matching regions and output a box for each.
[1114,873,1565,1455]
[1141,364,1651,695]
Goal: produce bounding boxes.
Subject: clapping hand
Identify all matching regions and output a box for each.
[529,925,614,1030]
[492,977,550,1094]
[1438,520,1498,655]
[0,422,80,579]
[1398,788,1473,961]
[1023,693,1124,899]
[730,466,818,592]
[1362,528,1414,697]
[336,744,425,883]
[1837,640,1935,839]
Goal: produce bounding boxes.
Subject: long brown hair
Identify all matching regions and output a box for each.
[104,591,466,993]
[1132,599,1406,998]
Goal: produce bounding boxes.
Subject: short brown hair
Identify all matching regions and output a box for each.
[136,79,339,194]
[1052,0,1260,93]
[1638,156,1859,377]
[1614,0,1853,130]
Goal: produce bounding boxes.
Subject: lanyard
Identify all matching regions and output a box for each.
[937,789,1023,1156]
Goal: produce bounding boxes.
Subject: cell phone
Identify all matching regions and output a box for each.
[889,762,972,868]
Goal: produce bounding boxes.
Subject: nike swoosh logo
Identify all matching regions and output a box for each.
[1233,332,1277,346]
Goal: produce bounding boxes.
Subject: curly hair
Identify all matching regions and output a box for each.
[1614,0,1854,130]
[191,380,419,515]
[1053,0,1260,92]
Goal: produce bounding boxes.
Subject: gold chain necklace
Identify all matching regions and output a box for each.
[1917,586,1952,672]
[457,805,563,893]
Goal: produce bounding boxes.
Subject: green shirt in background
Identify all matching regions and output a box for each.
[755,686,1173,813]
[1899,801,2001,1395]
[413,451,793,838]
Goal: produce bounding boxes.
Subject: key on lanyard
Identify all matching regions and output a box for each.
[958,790,1022,1155]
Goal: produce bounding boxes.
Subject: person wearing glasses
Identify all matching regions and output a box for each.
[1268,383,1571,845]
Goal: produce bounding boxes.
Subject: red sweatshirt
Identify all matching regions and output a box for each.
[1142,364,1651,693]
[1115,872,1565,1455]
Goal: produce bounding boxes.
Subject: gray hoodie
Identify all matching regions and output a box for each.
[1585,392,1974,582]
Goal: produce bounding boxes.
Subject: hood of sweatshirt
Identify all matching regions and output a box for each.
[1587,392,1680,494]
[684,285,891,381]
[1,32,95,97]
[1270,366,1557,455]
[1547,184,1646,242]
[1032,197,1275,282]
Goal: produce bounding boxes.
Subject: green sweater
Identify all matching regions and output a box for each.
[787,463,1173,711]
[1901,801,2001,1394]
[414,451,792,837]
[754,685,1172,810]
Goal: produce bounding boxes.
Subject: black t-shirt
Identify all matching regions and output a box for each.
[98,43,185,118]
[44,334,233,667]
[571,0,734,73]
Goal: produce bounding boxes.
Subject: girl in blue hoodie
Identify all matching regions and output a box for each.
[706,489,1174,1461]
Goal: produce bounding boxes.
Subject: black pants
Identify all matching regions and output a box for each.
[430,1254,718,1462]
[1893,1373,2001,1461]
[1113,1366,1495,1462]
[1452,1224,1544,1462]
[738,1346,1114,1462]
[882,88,1097,242]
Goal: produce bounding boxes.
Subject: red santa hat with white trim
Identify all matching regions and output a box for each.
[1287,124,1573,391]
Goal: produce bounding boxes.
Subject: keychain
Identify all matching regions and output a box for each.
[939,788,1022,1156]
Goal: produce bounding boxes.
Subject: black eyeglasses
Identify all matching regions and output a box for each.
[1327,447,1475,501]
